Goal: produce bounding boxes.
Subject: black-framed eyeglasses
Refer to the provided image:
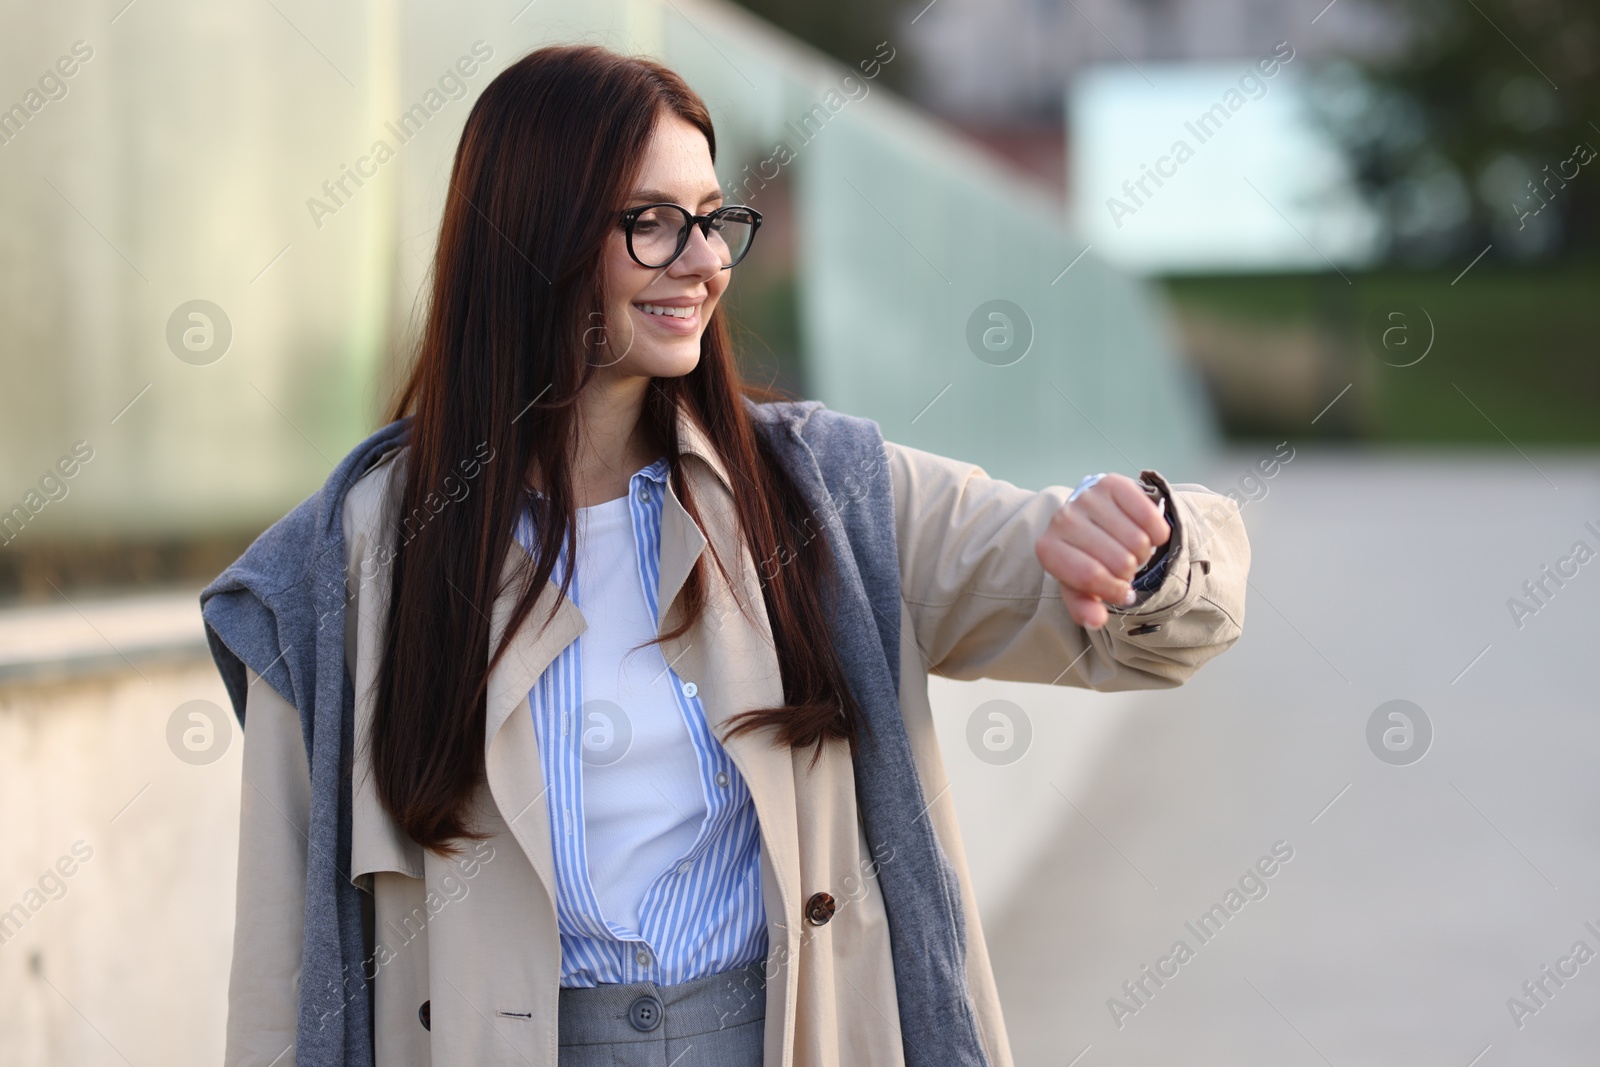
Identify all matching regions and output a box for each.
[619,203,763,270]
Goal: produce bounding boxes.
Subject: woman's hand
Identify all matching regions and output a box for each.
[1035,473,1172,631]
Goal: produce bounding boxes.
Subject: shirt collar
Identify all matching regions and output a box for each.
[631,455,671,486]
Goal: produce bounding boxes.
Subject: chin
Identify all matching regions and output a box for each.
[631,339,702,379]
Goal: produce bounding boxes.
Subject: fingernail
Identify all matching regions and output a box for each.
[1121,588,1138,606]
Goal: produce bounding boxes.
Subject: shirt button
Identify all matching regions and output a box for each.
[681,681,698,698]
[635,948,651,966]
[677,860,692,875]
[715,771,729,788]
[636,488,650,502]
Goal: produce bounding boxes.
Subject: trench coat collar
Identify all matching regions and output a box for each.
[671,399,735,496]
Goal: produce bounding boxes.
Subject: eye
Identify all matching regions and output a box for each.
[631,205,680,237]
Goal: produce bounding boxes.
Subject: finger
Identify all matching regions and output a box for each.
[1061,587,1108,630]
[1037,534,1135,605]
[1106,475,1171,547]
[1058,505,1143,583]
[1075,487,1157,568]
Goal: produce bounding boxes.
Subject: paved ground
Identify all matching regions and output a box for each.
[935,449,1600,1067]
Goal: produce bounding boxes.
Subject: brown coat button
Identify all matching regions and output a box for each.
[805,892,837,926]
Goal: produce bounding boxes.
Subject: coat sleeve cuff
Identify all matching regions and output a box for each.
[1107,470,1194,619]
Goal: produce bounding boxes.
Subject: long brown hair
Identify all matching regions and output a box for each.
[373,44,863,853]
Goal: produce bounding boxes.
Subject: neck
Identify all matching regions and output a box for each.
[538,370,663,508]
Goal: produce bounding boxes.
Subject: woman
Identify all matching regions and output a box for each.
[201,44,1249,1067]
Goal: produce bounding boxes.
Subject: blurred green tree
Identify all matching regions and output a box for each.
[726,0,914,93]
[1316,0,1599,263]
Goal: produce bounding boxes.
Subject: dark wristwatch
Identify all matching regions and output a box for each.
[1131,479,1175,592]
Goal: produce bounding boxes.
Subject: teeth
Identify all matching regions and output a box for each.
[636,303,695,319]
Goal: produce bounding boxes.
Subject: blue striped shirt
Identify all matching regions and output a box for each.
[512,457,768,988]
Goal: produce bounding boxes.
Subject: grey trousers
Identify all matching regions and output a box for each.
[557,959,768,1066]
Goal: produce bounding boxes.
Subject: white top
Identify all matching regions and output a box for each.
[571,494,708,934]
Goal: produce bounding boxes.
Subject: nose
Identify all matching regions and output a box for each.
[668,221,722,278]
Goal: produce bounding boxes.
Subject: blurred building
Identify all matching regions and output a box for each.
[904,0,1400,124]
[898,0,1401,273]
[1068,61,1383,273]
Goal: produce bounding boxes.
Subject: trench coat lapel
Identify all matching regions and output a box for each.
[669,413,801,905]
[483,538,583,911]
[655,463,706,616]
[656,454,801,950]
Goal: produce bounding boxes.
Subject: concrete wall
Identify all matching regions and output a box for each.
[0,650,238,1067]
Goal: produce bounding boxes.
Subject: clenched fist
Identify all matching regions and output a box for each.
[1035,473,1172,631]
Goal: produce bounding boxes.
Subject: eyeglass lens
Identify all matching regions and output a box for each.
[631,206,756,268]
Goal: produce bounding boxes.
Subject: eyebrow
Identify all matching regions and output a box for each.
[629,188,724,208]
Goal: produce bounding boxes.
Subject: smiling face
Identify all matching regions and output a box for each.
[597,112,729,382]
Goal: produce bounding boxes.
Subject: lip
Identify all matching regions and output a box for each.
[631,299,704,335]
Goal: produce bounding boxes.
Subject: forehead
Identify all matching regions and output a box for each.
[632,113,717,198]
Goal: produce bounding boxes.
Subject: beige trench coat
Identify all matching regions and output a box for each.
[224,403,1250,1067]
